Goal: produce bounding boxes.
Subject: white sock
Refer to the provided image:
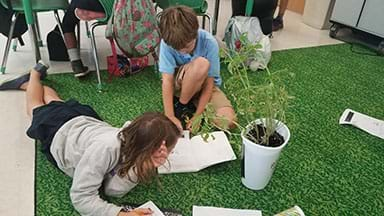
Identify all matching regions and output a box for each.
[68,48,80,62]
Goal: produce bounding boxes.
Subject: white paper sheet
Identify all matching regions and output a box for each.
[339,109,384,139]
[193,206,262,216]
[137,201,165,216]
[158,131,237,174]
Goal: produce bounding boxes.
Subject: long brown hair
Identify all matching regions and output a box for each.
[118,112,181,183]
[159,5,199,50]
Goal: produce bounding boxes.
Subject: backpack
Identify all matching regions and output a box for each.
[105,0,160,78]
[47,25,69,61]
[0,1,27,45]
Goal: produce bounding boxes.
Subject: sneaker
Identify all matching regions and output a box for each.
[33,60,49,80]
[71,60,91,78]
[0,73,30,90]
[174,96,196,129]
[0,61,49,91]
[272,17,284,31]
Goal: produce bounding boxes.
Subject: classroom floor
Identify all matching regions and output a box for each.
[0,1,340,215]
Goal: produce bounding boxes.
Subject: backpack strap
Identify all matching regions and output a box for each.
[150,50,160,76]
[18,36,24,46]
[108,38,119,81]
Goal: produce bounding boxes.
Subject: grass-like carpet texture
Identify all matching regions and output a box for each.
[36,44,384,215]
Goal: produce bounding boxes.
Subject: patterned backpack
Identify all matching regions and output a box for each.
[106,0,160,77]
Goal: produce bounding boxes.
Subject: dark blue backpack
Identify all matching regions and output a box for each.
[0,0,27,45]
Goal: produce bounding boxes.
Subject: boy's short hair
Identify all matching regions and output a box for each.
[159,5,199,50]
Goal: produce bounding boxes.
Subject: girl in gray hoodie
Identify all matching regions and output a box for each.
[0,62,181,216]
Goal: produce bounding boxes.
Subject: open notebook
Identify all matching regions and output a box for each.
[193,206,262,216]
[132,202,262,216]
[158,131,237,174]
[124,201,182,216]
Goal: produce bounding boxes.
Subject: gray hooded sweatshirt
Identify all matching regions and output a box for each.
[50,116,137,216]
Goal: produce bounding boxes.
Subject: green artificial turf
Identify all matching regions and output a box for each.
[36,44,384,215]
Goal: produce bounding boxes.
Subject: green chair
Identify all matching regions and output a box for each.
[86,0,114,91]
[0,0,69,74]
[154,0,213,33]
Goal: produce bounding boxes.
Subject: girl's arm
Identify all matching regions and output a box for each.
[103,167,138,197]
[70,143,124,216]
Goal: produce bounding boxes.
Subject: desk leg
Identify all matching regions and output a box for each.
[213,0,220,35]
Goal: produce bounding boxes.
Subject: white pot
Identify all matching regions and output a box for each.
[241,119,290,190]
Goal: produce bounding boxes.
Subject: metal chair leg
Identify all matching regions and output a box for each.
[203,14,213,34]
[12,39,18,52]
[202,15,206,30]
[53,10,66,45]
[33,12,43,47]
[53,10,64,34]
[213,0,220,35]
[77,23,81,49]
[28,23,41,63]
[1,13,18,74]
[85,21,91,38]
[90,22,103,91]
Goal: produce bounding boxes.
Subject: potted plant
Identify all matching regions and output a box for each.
[194,34,293,190]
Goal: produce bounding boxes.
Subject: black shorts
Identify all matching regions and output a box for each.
[62,0,105,33]
[27,99,102,166]
[74,0,104,12]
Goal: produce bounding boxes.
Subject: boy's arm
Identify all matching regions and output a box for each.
[162,73,182,130]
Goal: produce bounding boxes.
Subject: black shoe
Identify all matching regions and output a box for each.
[0,73,30,90]
[272,16,284,31]
[33,60,49,80]
[0,60,49,91]
[71,60,91,78]
[174,96,196,129]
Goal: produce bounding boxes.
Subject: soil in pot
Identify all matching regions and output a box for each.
[247,124,284,147]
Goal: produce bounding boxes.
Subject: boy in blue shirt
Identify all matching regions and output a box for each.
[158,6,236,131]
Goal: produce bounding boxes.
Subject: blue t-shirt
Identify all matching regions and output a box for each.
[159,29,222,86]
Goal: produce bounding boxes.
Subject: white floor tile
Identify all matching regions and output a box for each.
[0,91,34,216]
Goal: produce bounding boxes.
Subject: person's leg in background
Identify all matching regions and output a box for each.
[252,0,278,35]
[273,0,289,31]
[62,0,105,78]
[231,0,278,35]
[231,0,246,17]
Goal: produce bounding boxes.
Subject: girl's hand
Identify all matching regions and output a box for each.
[118,208,153,216]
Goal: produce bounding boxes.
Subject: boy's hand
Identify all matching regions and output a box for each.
[118,208,153,216]
[186,117,194,132]
[186,115,201,133]
[168,116,183,131]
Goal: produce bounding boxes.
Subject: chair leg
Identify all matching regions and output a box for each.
[77,23,81,49]
[53,10,64,35]
[12,39,18,52]
[1,13,18,74]
[203,14,213,34]
[53,10,66,45]
[202,16,206,30]
[85,21,91,38]
[90,22,103,92]
[33,12,43,47]
[28,23,42,64]
[213,0,220,35]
